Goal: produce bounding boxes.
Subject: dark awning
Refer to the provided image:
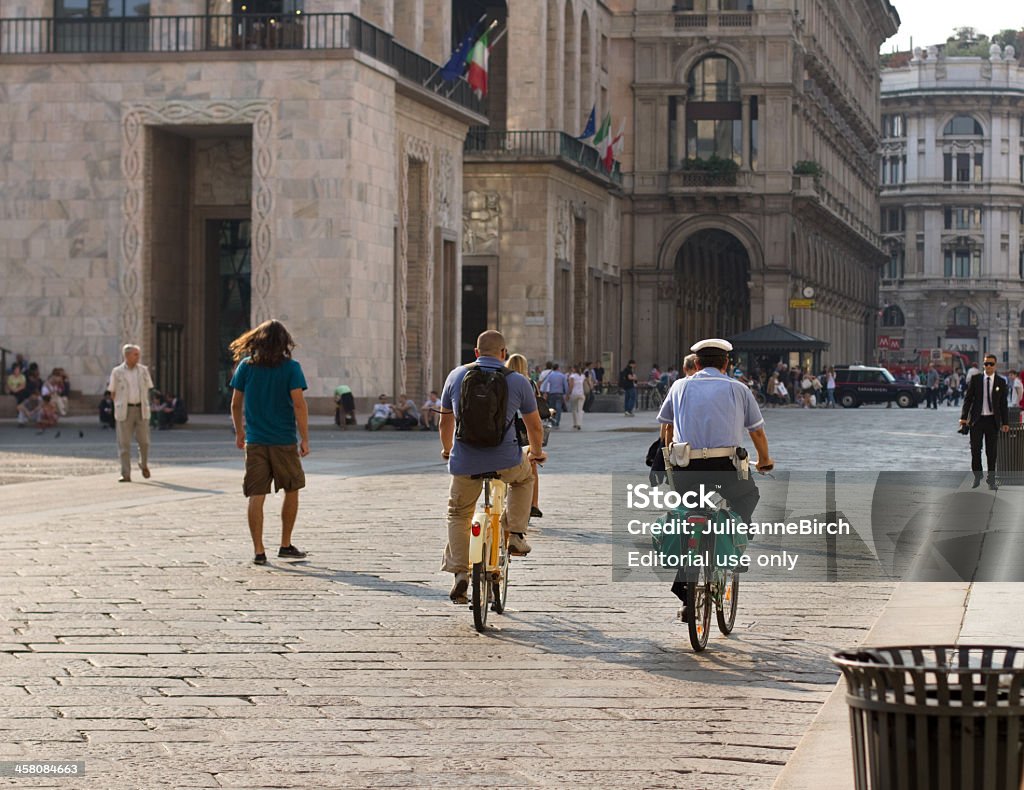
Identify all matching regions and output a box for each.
[727,320,830,352]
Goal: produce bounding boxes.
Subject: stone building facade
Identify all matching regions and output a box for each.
[461,0,623,373]
[878,48,1024,368]
[619,0,899,371]
[0,0,479,412]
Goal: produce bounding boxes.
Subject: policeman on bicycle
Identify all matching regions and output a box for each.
[438,330,548,605]
[657,338,774,612]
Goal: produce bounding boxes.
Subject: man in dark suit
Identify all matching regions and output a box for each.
[959,354,1009,488]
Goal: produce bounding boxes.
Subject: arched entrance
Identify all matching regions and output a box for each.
[674,228,750,351]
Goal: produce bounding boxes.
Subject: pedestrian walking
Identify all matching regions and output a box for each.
[507,353,545,519]
[541,363,568,428]
[959,353,1009,489]
[567,364,586,430]
[107,343,155,482]
[825,366,837,408]
[228,319,310,565]
[620,359,638,416]
[926,364,940,409]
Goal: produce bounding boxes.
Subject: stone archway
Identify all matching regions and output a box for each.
[674,228,751,352]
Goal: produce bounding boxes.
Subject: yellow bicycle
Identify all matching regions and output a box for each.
[468,472,511,632]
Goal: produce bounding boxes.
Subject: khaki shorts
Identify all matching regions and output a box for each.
[243,444,305,496]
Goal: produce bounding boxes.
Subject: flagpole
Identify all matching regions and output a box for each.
[445,19,500,99]
[425,13,488,89]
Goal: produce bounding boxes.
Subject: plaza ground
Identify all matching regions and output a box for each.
[0,405,1016,788]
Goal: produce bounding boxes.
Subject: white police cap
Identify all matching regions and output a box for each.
[690,338,733,353]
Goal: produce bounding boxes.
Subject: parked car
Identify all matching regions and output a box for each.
[833,365,925,408]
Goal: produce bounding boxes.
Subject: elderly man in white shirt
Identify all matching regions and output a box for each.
[108,344,155,482]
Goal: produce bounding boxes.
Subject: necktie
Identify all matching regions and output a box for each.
[986,376,991,414]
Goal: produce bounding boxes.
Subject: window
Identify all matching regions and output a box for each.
[956,153,971,182]
[679,55,745,166]
[56,1,151,15]
[943,207,982,230]
[948,306,979,326]
[882,113,906,138]
[54,0,150,52]
[881,207,905,233]
[943,115,983,136]
[944,250,981,279]
[883,251,905,281]
[880,305,905,325]
[688,56,740,102]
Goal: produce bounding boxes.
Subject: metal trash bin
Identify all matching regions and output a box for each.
[831,645,1024,790]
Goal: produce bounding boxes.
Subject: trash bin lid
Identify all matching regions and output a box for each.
[832,645,1024,712]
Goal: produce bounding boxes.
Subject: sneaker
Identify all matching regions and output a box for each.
[140,465,151,479]
[677,606,690,623]
[253,553,267,565]
[449,572,469,604]
[277,545,307,559]
[118,476,131,483]
[530,506,543,519]
[507,532,532,556]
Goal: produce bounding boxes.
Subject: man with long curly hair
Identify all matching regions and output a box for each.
[228,319,311,566]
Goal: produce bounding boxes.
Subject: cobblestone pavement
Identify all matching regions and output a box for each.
[0,405,968,788]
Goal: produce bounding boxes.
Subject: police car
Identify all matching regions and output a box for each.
[833,365,925,409]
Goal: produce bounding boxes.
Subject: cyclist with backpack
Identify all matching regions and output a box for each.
[438,330,548,605]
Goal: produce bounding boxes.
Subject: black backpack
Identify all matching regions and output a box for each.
[456,363,513,447]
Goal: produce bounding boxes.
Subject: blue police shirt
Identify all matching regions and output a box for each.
[441,356,537,476]
[657,368,764,449]
[229,357,307,446]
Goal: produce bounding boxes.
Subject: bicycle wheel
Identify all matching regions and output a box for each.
[491,532,510,614]
[716,569,739,635]
[471,558,491,631]
[686,542,712,652]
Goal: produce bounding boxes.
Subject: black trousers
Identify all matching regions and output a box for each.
[668,457,760,602]
[969,415,999,473]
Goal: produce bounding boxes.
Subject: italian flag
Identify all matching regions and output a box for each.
[593,112,613,171]
[605,118,626,172]
[466,31,489,99]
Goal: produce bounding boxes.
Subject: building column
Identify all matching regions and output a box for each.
[741,93,751,170]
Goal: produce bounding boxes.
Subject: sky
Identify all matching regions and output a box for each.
[881,0,1024,52]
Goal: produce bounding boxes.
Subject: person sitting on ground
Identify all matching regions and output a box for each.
[390,394,419,430]
[35,394,59,434]
[43,369,68,416]
[6,362,26,413]
[17,391,42,427]
[366,394,393,431]
[148,390,164,428]
[99,390,115,429]
[158,393,188,430]
[420,390,442,430]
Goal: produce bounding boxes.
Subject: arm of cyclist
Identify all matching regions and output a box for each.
[522,409,547,464]
[749,426,773,472]
[660,422,673,445]
[439,408,454,459]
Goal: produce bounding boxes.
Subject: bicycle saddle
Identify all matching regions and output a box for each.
[471,471,501,480]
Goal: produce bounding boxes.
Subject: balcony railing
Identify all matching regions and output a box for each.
[464,130,623,186]
[672,10,754,29]
[0,13,484,115]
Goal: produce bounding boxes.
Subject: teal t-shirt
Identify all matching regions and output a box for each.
[229,357,307,446]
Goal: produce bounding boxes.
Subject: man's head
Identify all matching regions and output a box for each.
[551,363,560,371]
[984,354,998,371]
[475,330,507,361]
[122,344,141,367]
[430,390,438,398]
[682,354,699,376]
[378,394,389,403]
[690,338,733,372]
[628,359,636,368]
